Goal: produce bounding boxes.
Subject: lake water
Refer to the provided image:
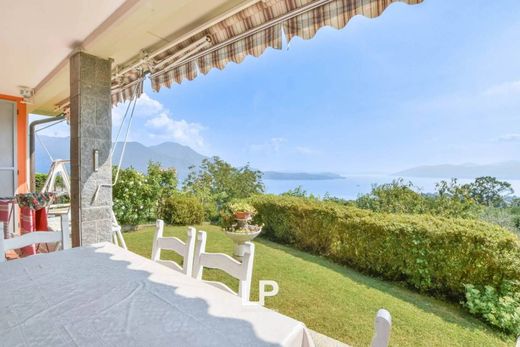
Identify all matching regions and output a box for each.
[264,176,520,200]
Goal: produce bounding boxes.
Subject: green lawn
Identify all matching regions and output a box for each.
[124,224,513,347]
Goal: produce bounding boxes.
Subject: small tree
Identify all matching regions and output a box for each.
[355,178,479,218]
[182,156,264,221]
[147,162,177,217]
[433,178,478,218]
[464,176,514,207]
[356,179,429,214]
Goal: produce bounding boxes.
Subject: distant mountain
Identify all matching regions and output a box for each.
[149,142,206,174]
[111,141,205,179]
[394,161,520,179]
[35,136,205,180]
[35,136,345,181]
[263,171,345,180]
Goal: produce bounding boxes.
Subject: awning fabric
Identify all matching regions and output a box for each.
[111,0,422,105]
[111,71,144,106]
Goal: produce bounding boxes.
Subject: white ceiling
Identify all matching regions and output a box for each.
[0,1,127,101]
[0,0,253,115]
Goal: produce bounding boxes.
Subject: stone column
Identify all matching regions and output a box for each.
[69,51,113,247]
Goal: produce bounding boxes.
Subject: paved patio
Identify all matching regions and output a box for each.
[310,330,350,347]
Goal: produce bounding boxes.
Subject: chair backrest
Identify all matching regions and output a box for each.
[371,309,392,347]
[111,209,127,250]
[192,230,255,301]
[0,214,70,263]
[151,220,196,275]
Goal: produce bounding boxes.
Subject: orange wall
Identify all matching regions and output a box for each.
[0,94,28,194]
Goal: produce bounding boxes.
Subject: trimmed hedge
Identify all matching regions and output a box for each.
[251,195,520,299]
[159,194,204,226]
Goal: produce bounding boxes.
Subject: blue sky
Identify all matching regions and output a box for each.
[37,0,520,174]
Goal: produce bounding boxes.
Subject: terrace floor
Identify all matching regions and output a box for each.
[124,224,513,347]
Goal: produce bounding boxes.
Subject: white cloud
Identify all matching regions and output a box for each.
[133,93,165,116]
[295,146,320,155]
[112,93,164,127]
[111,108,124,129]
[113,93,207,150]
[250,137,287,153]
[145,112,205,149]
[497,133,520,142]
[483,80,520,96]
[269,137,287,152]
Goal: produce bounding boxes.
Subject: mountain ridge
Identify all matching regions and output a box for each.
[35,136,206,179]
[36,137,520,181]
[35,136,346,181]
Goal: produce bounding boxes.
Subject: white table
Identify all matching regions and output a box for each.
[0,243,314,347]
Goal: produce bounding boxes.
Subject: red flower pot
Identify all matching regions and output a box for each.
[234,211,251,220]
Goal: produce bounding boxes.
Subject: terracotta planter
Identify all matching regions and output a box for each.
[233,211,251,220]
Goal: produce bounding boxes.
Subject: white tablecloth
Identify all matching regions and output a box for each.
[0,242,314,347]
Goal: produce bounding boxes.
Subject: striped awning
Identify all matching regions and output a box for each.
[111,70,145,106]
[111,0,422,105]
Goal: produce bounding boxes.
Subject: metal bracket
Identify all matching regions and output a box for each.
[18,86,35,104]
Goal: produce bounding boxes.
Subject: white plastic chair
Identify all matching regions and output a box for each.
[192,230,255,302]
[111,209,127,250]
[0,214,70,262]
[151,220,196,275]
[371,309,392,347]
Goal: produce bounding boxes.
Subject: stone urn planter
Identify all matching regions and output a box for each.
[225,225,262,259]
[223,202,262,259]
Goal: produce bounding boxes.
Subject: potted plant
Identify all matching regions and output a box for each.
[221,201,262,259]
[229,201,256,221]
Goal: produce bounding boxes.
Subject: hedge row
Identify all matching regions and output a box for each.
[250,195,520,299]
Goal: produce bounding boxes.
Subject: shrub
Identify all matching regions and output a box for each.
[159,194,204,225]
[464,281,520,335]
[250,195,520,299]
[113,163,177,226]
[228,201,256,215]
[113,167,151,225]
[35,173,48,192]
[480,207,520,234]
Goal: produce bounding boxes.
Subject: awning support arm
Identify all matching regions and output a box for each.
[29,115,65,191]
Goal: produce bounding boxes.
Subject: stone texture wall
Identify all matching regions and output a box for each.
[69,52,113,246]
